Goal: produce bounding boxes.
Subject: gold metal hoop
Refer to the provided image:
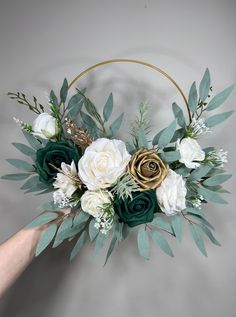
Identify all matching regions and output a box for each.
[67,59,191,121]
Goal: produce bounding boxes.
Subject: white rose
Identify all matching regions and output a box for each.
[177,137,205,169]
[81,190,112,218]
[156,170,187,216]
[78,138,131,190]
[32,112,59,139]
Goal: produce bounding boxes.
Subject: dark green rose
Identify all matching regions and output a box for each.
[35,141,81,185]
[114,190,159,227]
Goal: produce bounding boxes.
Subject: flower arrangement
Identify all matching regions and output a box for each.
[2,61,234,263]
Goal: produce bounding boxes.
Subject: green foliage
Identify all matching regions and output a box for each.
[37,201,61,211]
[8,92,44,114]
[26,212,59,228]
[104,234,117,265]
[160,151,180,163]
[50,90,59,108]
[172,102,186,127]
[103,93,113,122]
[189,164,212,181]
[205,111,234,128]
[197,186,227,204]
[111,172,140,201]
[80,110,99,138]
[70,231,88,260]
[189,223,207,256]
[89,218,99,241]
[203,174,232,186]
[35,224,58,256]
[188,82,198,113]
[1,173,30,181]
[6,159,34,172]
[151,217,174,235]
[60,78,68,104]
[53,217,73,248]
[150,230,174,257]
[22,130,43,150]
[199,68,211,102]
[94,231,109,254]
[12,142,36,159]
[108,113,124,137]
[67,89,85,119]
[153,120,177,148]
[207,85,234,111]
[137,227,150,259]
[131,102,151,146]
[171,215,182,242]
[137,127,148,148]
[197,224,221,246]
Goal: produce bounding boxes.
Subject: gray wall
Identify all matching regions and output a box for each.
[0,0,235,316]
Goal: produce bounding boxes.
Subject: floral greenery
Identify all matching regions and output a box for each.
[1,69,234,264]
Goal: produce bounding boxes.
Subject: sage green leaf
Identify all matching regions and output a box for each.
[160,151,180,163]
[35,224,57,256]
[171,215,182,242]
[157,120,177,148]
[70,231,88,260]
[108,113,124,137]
[94,231,109,254]
[197,186,227,204]
[188,82,198,113]
[60,78,68,104]
[22,131,42,150]
[24,181,49,193]
[20,175,40,190]
[172,103,186,127]
[6,159,34,172]
[138,127,148,148]
[207,85,234,111]
[53,217,73,248]
[12,142,36,159]
[171,128,185,143]
[188,213,215,231]
[175,166,191,177]
[122,223,131,240]
[103,93,113,122]
[26,212,59,228]
[189,223,207,256]
[1,173,30,181]
[206,167,225,177]
[151,230,174,257]
[80,110,98,137]
[67,92,84,118]
[203,174,232,186]
[199,68,211,102]
[89,218,99,241]
[151,217,174,235]
[126,140,136,154]
[137,227,150,259]
[185,206,202,216]
[104,235,117,265]
[114,221,124,242]
[73,211,90,226]
[197,224,221,246]
[50,90,59,108]
[189,164,212,181]
[205,110,234,128]
[37,201,61,211]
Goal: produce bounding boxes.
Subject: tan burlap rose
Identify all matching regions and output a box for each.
[128,149,169,190]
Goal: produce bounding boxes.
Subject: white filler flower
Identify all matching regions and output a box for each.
[32,112,59,139]
[156,170,187,216]
[177,137,205,169]
[53,161,78,197]
[81,190,112,218]
[78,138,131,190]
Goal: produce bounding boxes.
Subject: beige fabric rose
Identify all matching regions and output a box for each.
[128,149,169,190]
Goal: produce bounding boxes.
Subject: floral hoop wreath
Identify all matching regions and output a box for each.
[2,59,234,262]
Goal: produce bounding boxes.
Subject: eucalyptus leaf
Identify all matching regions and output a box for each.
[22,130,42,150]
[73,211,90,226]
[203,174,232,186]
[67,92,84,119]
[12,142,36,159]
[172,103,186,127]
[53,217,73,248]
[60,78,68,104]
[199,68,211,102]
[150,230,174,257]
[187,213,215,231]
[189,164,212,181]
[171,128,185,143]
[37,201,61,211]
[26,212,59,228]
[197,186,227,204]
[207,85,234,111]
[157,120,177,148]
[189,223,207,256]
[197,224,221,246]
[80,110,98,138]
[50,90,59,108]
[151,217,174,235]
[35,224,57,256]
[188,82,198,113]
[185,206,202,216]
[6,159,34,172]
[94,231,109,254]
[175,166,191,177]
[138,127,148,148]
[89,219,99,241]
[126,140,136,154]
[171,215,182,242]
[137,227,150,259]
[70,231,88,260]
[104,235,117,265]
[103,93,113,122]
[205,110,234,128]
[160,151,180,163]
[108,113,124,137]
[1,173,30,181]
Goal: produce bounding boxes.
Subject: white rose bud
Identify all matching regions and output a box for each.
[78,138,131,190]
[156,170,187,216]
[81,190,112,218]
[32,112,60,139]
[177,137,205,169]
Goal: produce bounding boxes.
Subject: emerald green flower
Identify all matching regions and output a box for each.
[114,190,159,227]
[35,141,81,185]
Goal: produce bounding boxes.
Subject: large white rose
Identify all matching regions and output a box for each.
[177,137,205,169]
[156,170,187,216]
[78,138,131,190]
[32,112,59,139]
[81,190,112,218]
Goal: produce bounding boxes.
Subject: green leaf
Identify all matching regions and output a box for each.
[50,90,59,108]
[1,173,30,181]
[53,217,73,248]
[60,78,68,104]
[150,230,174,257]
[175,166,191,177]
[26,212,59,228]
[199,68,211,102]
[20,175,40,190]
[6,159,34,172]
[151,217,174,235]
[137,227,150,259]
[188,82,198,113]
[67,92,84,119]
[198,186,227,204]
[152,128,164,146]
[80,110,98,137]
[70,231,88,260]
[104,234,117,265]
[12,142,36,159]
[171,215,182,242]
[126,140,136,154]
[207,85,234,111]
[22,130,42,150]
[103,93,113,122]
[35,224,57,256]
[37,201,61,211]
[205,110,234,128]
[172,103,186,127]
[197,224,221,246]
[185,206,202,216]
[157,120,177,148]
[108,113,124,137]
[189,223,207,256]
[189,164,212,181]
[203,174,232,186]
[94,231,109,254]
[89,219,99,241]
[171,128,185,143]
[24,181,48,193]
[138,127,148,148]
[73,211,90,227]
[160,151,180,163]
[188,213,215,231]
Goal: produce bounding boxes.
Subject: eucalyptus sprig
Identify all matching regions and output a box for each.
[8,92,44,114]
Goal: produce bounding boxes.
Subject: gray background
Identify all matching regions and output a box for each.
[0,0,236,316]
